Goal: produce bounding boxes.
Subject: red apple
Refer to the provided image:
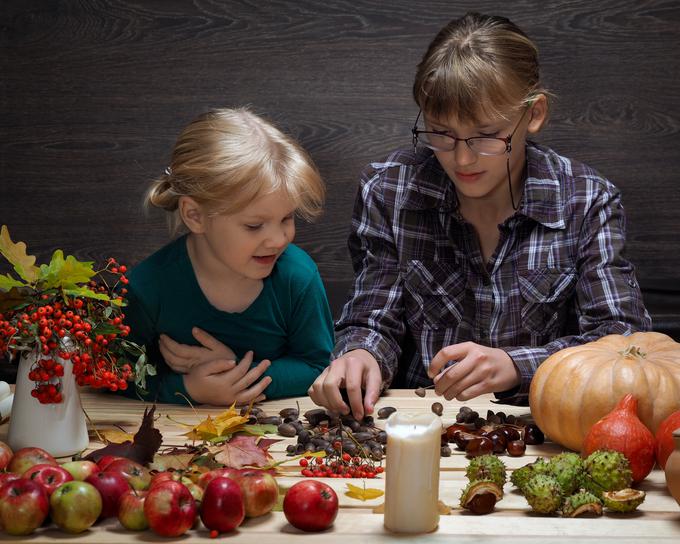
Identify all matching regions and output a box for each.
[197,467,241,489]
[105,458,152,490]
[200,476,245,534]
[0,478,49,535]
[236,469,279,517]
[61,460,100,481]
[283,480,338,532]
[23,463,73,496]
[144,480,197,537]
[150,471,203,502]
[50,480,102,534]
[0,441,12,470]
[96,454,123,471]
[85,470,130,518]
[0,472,21,488]
[7,447,57,475]
[117,489,149,531]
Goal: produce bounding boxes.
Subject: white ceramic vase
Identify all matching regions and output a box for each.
[7,347,89,458]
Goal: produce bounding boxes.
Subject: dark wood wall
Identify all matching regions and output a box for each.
[2,0,679,347]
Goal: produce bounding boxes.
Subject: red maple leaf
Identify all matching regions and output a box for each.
[214,435,274,469]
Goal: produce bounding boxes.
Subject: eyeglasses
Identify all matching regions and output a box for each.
[411,105,532,211]
[411,106,531,156]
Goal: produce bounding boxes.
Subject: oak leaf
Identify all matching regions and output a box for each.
[214,435,273,469]
[0,225,39,284]
[96,428,134,444]
[84,406,162,466]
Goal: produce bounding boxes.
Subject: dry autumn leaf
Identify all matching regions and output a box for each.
[0,225,39,284]
[214,435,273,469]
[181,403,250,442]
[96,428,135,444]
[84,406,162,466]
[345,483,384,501]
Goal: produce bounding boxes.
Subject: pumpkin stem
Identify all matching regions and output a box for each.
[619,345,646,359]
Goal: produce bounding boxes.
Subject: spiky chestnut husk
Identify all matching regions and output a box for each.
[510,458,550,494]
[582,450,633,497]
[465,454,507,489]
[523,474,563,514]
[548,452,585,496]
[459,479,503,514]
[602,488,646,512]
[560,489,603,518]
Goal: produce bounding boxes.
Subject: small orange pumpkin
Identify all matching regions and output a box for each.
[529,332,680,452]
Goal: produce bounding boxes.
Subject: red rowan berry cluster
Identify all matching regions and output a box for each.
[298,441,384,479]
[0,257,146,404]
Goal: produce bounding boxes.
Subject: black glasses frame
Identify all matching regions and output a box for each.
[411,106,530,155]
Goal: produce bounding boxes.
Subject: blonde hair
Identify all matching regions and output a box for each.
[413,12,550,123]
[146,107,325,234]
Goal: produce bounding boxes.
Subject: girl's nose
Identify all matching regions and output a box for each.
[454,140,477,166]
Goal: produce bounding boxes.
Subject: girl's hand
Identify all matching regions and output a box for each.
[159,327,236,373]
[428,342,520,401]
[307,349,382,421]
[183,351,272,405]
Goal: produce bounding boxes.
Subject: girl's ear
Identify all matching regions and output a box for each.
[179,196,207,234]
[527,93,548,134]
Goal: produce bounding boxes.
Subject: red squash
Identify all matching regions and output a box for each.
[582,393,656,483]
[656,410,680,469]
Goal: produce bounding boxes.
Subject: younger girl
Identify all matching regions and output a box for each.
[124,107,334,405]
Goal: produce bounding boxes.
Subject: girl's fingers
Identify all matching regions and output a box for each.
[235,376,272,404]
[234,359,271,389]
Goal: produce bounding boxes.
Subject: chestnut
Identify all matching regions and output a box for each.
[483,430,507,454]
[506,439,526,456]
[524,424,545,445]
[465,436,494,458]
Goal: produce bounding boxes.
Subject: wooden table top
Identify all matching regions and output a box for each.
[1,388,679,542]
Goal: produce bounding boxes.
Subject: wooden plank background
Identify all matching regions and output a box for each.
[1,0,679,376]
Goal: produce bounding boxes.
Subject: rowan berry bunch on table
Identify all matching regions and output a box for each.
[0,226,150,404]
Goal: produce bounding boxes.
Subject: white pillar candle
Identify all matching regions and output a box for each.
[384,411,441,533]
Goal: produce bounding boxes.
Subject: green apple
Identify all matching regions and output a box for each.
[61,460,100,481]
[50,481,102,533]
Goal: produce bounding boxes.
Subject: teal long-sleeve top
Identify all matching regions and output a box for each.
[121,235,334,405]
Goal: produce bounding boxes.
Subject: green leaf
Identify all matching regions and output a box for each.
[104,306,113,318]
[0,225,40,283]
[0,273,27,291]
[63,287,111,301]
[239,424,278,436]
[91,323,120,335]
[39,250,96,289]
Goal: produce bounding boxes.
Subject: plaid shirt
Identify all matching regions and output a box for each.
[333,142,652,405]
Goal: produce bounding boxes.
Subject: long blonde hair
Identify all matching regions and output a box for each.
[146,107,325,234]
[413,12,550,123]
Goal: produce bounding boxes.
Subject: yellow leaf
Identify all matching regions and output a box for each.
[0,225,39,283]
[97,428,134,443]
[345,483,384,501]
[182,403,250,442]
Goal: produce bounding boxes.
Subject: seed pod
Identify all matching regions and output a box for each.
[460,480,503,514]
[279,407,299,419]
[304,408,329,426]
[376,431,387,444]
[352,432,373,443]
[257,415,282,426]
[277,423,297,437]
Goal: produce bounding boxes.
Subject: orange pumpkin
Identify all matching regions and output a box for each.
[529,332,680,452]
